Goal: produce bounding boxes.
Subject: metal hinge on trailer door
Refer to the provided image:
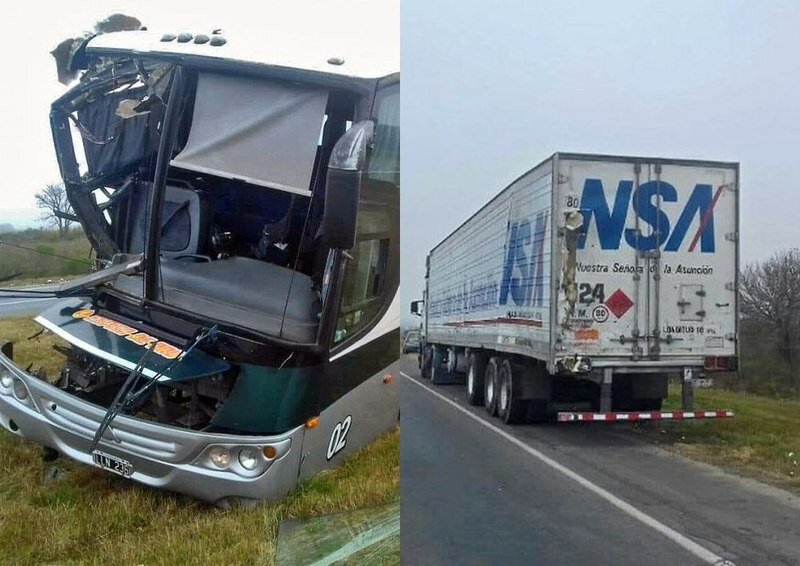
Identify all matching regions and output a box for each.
[725,232,738,242]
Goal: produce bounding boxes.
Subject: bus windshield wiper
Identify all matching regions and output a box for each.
[89,324,219,453]
[0,256,143,298]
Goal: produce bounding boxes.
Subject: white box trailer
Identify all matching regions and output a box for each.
[413,153,738,423]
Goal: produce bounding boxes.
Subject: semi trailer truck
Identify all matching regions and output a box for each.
[411,153,736,424]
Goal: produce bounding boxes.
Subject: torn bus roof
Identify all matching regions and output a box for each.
[83,29,399,80]
[34,298,229,382]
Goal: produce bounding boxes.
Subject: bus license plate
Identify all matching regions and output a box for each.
[92,451,134,478]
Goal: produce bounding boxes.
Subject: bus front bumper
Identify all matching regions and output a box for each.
[0,347,304,506]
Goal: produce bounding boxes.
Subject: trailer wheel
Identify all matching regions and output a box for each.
[466,353,487,406]
[498,359,525,424]
[484,357,499,416]
[446,347,466,383]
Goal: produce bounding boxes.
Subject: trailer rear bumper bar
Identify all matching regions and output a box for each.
[557,410,734,423]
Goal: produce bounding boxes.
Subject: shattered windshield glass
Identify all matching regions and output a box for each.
[53,56,361,343]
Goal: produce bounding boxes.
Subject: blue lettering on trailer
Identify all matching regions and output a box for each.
[499,212,548,307]
[577,179,717,253]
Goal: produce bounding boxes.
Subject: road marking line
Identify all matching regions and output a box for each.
[400,371,734,566]
[0,298,53,306]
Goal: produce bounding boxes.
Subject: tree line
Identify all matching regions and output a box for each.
[738,249,800,396]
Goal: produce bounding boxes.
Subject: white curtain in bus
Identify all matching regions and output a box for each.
[171,73,328,195]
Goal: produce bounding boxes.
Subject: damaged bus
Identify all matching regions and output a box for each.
[0,29,399,505]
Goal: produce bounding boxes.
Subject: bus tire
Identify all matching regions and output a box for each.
[466,352,487,406]
[484,357,500,416]
[498,358,525,424]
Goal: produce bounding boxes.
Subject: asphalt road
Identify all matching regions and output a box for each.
[399,355,800,565]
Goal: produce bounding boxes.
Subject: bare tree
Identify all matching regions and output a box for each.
[35,183,74,238]
[740,249,800,366]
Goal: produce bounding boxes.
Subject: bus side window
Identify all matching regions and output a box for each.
[366,84,399,187]
[334,235,390,343]
[332,83,398,345]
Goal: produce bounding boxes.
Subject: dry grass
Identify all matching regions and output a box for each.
[1,275,74,289]
[638,385,800,489]
[0,230,93,281]
[1,317,69,378]
[0,317,400,564]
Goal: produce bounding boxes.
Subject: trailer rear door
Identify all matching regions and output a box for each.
[556,156,737,365]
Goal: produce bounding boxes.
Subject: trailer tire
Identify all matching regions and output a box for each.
[484,357,500,416]
[466,353,487,406]
[498,359,525,424]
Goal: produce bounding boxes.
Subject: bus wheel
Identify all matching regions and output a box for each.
[466,352,487,406]
[484,357,499,416]
[498,359,525,424]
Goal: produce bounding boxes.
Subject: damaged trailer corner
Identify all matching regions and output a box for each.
[0,28,400,505]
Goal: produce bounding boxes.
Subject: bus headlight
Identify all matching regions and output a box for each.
[238,448,258,470]
[209,446,230,469]
[12,378,28,401]
[0,367,13,389]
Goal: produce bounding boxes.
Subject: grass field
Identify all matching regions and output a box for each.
[0,228,93,282]
[638,385,800,490]
[0,318,400,564]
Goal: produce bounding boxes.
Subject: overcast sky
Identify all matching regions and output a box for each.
[400,0,800,325]
[2,1,797,325]
[0,0,398,225]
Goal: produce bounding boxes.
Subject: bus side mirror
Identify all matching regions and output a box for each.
[410,300,423,316]
[322,121,374,250]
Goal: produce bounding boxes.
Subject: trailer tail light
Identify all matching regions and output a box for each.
[704,356,737,372]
